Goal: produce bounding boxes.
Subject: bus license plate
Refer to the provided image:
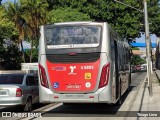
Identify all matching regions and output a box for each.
[65,94,84,98]
[0,90,7,95]
[66,84,81,90]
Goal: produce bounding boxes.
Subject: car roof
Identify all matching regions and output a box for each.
[0,74,25,76]
[0,71,37,76]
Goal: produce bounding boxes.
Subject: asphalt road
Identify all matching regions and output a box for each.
[0,72,147,120]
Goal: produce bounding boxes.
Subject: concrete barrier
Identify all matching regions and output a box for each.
[21,63,38,74]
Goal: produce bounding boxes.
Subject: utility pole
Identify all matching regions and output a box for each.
[114,0,153,96]
[144,0,153,96]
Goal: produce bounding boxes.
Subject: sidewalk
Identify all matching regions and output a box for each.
[125,69,160,120]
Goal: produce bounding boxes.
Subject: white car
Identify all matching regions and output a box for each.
[141,64,147,71]
[0,72,39,111]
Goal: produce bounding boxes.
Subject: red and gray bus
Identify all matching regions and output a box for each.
[38,21,131,104]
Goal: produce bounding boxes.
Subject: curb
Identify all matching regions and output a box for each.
[124,75,147,119]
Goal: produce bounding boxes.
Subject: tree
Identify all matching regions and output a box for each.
[2,0,26,62]
[46,0,142,40]
[148,0,160,37]
[0,12,22,69]
[131,55,146,65]
[0,6,21,70]
[0,6,19,42]
[47,0,160,41]
[20,0,49,62]
[25,49,38,63]
[48,7,91,23]
[1,45,22,70]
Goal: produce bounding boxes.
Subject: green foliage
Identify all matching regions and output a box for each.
[46,0,142,40]
[2,1,27,63]
[0,6,19,42]
[24,49,38,63]
[131,47,140,50]
[148,0,160,37]
[20,0,49,39]
[0,23,18,42]
[0,45,22,70]
[131,55,146,65]
[0,9,21,70]
[46,0,160,39]
[20,0,49,62]
[0,0,160,70]
[48,7,91,23]
[0,44,5,69]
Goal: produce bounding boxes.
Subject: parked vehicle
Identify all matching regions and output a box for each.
[135,65,141,71]
[0,72,39,111]
[141,64,147,71]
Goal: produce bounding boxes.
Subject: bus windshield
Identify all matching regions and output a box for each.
[45,26,101,49]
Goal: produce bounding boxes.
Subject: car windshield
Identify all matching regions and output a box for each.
[0,74,24,84]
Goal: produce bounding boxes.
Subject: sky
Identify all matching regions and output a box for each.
[136,34,157,43]
[1,0,158,44]
[2,0,10,4]
[1,0,14,4]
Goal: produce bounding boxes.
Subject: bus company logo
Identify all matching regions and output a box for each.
[52,66,66,71]
[69,66,77,75]
[81,65,94,70]
[53,82,59,89]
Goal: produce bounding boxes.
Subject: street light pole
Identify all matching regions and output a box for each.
[144,0,153,96]
[114,0,153,96]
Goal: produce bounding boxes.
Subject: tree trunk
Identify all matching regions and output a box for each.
[20,40,26,63]
[30,38,33,63]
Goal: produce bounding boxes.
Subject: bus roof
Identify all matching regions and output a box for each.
[43,21,109,26]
